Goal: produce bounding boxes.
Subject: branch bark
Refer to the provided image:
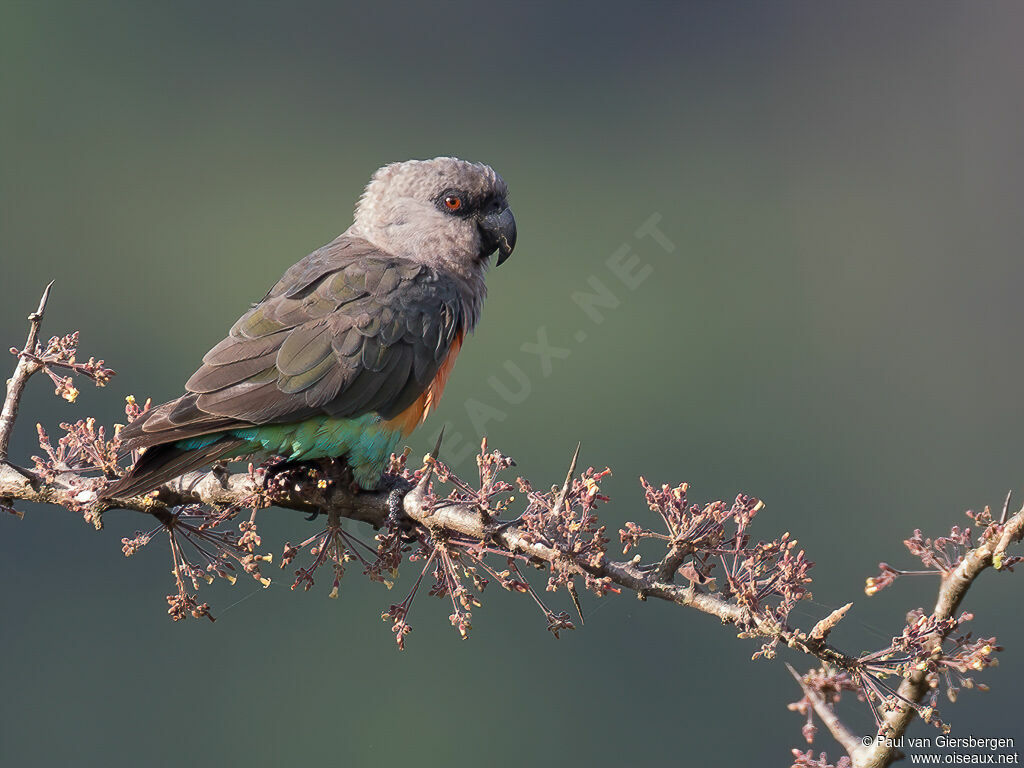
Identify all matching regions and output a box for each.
[0,453,857,668]
[853,505,1024,768]
[2,283,1021,768]
[787,662,864,758]
[0,281,53,463]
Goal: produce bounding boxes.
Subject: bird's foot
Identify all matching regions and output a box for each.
[380,479,421,542]
[386,486,405,524]
[260,457,305,492]
[259,457,344,521]
[210,460,232,488]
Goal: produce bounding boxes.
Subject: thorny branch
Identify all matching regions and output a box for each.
[0,281,53,463]
[2,285,1021,768]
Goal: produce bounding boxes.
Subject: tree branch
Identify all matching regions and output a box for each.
[0,281,53,463]
[854,503,1024,768]
[787,662,863,758]
[3,284,1021,768]
[0,453,857,667]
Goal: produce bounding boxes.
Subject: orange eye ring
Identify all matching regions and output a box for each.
[443,195,462,212]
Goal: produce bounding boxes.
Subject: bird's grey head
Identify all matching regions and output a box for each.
[351,157,516,278]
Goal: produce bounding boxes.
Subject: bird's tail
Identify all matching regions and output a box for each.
[99,437,246,500]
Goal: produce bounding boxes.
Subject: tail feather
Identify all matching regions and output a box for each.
[118,394,235,451]
[100,437,247,500]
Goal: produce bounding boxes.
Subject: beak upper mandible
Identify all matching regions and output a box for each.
[480,206,517,266]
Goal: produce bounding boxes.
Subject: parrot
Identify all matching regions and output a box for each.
[100,157,515,499]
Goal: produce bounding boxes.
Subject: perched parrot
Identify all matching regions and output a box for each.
[101,157,515,498]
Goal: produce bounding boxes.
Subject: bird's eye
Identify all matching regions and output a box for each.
[443,195,463,212]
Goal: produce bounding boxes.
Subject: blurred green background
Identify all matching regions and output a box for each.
[3,2,1023,765]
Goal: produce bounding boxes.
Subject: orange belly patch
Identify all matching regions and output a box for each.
[384,330,464,436]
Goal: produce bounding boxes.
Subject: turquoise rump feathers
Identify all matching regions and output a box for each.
[175,414,406,490]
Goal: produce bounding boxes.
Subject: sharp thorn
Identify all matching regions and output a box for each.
[553,442,581,513]
[415,426,446,492]
[30,281,55,321]
[430,426,445,462]
[568,580,585,626]
[568,441,580,475]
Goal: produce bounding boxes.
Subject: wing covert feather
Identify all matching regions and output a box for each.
[159,235,465,444]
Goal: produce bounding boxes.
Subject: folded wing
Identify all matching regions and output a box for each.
[119,235,464,450]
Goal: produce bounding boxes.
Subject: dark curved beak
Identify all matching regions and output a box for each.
[479,206,516,266]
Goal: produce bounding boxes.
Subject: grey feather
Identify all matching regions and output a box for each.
[114,156,512,471]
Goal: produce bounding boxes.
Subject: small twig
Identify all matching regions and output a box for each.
[786,663,864,759]
[809,602,852,642]
[0,281,53,463]
[851,500,1024,768]
[654,541,694,583]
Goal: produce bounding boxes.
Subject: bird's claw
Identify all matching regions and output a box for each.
[386,487,405,525]
[260,457,299,491]
[260,456,388,526]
